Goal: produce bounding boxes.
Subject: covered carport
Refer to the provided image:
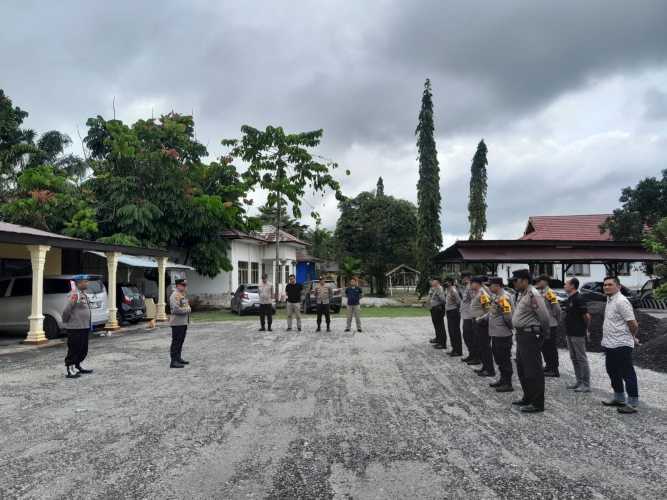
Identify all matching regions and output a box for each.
[0,222,170,344]
[434,240,664,281]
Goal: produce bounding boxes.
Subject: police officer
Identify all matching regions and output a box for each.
[444,276,463,356]
[428,278,447,349]
[169,278,191,368]
[511,269,552,413]
[63,275,93,378]
[487,277,514,392]
[459,271,477,363]
[470,276,494,377]
[535,275,562,377]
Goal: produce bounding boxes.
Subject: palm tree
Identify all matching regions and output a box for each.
[340,256,362,284]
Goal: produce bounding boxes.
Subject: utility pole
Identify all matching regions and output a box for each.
[274,190,281,300]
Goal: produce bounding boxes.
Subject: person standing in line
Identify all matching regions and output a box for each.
[535,275,562,377]
[63,275,94,379]
[169,278,191,368]
[563,278,592,392]
[487,277,514,392]
[284,274,303,332]
[315,278,334,332]
[600,276,640,414]
[459,272,477,363]
[258,274,274,332]
[470,276,494,377]
[444,276,463,356]
[344,277,363,333]
[428,278,447,349]
[511,269,552,413]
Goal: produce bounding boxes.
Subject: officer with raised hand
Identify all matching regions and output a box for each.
[459,271,477,363]
[62,274,94,379]
[169,278,191,368]
[470,276,494,377]
[511,269,552,413]
[535,275,562,377]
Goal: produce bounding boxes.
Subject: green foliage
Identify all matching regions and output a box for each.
[468,139,488,240]
[340,256,362,282]
[601,169,667,240]
[335,189,417,296]
[376,177,384,197]
[306,224,335,261]
[257,202,309,239]
[415,79,442,296]
[643,217,667,300]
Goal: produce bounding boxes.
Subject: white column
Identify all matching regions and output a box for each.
[104,251,121,330]
[156,256,168,321]
[24,245,51,344]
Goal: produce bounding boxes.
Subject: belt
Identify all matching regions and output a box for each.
[516,326,541,334]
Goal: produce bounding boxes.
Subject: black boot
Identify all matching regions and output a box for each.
[178,359,189,365]
[489,379,503,388]
[66,365,80,379]
[75,365,93,374]
[170,360,184,368]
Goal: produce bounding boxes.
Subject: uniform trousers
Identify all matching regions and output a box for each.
[446,309,462,354]
[259,304,273,330]
[516,332,545,409]
[491,335,513,384]
[316,303,331,329]
[170,325,188,361]
[65,329,90,367]
[462,319,475,358]
[474,320,494,374]
[430,306,446,346]
[541,326,559,371]
[604,346,638,403]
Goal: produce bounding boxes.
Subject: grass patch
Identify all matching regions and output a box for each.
[192,306,431,323]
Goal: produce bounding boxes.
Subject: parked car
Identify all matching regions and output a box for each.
[116,282,146,324]
[230,284,276,315]
[639,278,665,301]
[301,280,342,313]
[0,275,109,339]
[580,281,640,307]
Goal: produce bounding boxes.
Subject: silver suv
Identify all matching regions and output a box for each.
[0,275,109,338]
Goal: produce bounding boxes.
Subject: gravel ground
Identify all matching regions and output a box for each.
[1,317,666,499]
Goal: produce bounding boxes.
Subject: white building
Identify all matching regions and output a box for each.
[185,226,308,308]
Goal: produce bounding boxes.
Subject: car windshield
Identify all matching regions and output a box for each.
[121,286,140,296]
[86,280,104,294]
[245,286,259,293]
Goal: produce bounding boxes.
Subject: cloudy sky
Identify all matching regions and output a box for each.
[2,0,667,247]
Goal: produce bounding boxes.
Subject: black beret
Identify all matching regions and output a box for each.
[175,278,187,285]
[489,277,504,286]
[471,276,485,284]
[461,270,473,278]
[512,269,532,281]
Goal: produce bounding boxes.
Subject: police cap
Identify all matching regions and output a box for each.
[175,278,187,286]
[489,277,504,286]
[512,269,532,282]
[471,276,485,284]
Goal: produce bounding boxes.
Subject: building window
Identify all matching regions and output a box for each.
[238,261,249,284]
[535,263,554,277]
[261,263,266,278]
[567,263,590,277]
[285,264,290,284]
[617,263,632,276]
[251,262,259,283]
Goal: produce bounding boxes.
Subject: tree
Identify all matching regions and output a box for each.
[340,256,362,284]
[257,202,309,240]
[643,217,667,299]
[376,177,384,197]
[223,125,346,295]
[335,185,417,295]
[306,224,335,261]
[601,169,667,240]
[415,79,442,296]
[468,139,488,240]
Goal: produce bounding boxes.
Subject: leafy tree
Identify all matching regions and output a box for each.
[306,224,335,261]
[257,202,309,240]
[601,169,667,240]
[340,256,362,284]
[415,79,442,296]
[468,139,488,240]
[223,125,346,294]
[335,183,417,295]
[643,217,667,300]
[376,177,384,197]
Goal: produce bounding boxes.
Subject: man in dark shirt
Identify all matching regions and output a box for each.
[284,275,303,331]
[345,277,363,332]
[564,278,591,392]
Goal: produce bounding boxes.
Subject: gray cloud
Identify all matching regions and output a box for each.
[644,87,667,120]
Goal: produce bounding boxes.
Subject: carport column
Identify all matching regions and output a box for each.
[24,245,51,344]
[104,252,121,330]
[156,256,168,321]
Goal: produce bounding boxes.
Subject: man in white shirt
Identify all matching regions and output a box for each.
[601,276,640,414]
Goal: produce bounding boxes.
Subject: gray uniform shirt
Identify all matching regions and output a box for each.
[538,286,561,328]
[460,284,474,320]
[488,290,513,337]
[428,285,446,309]
[512,285,551,334]
[471,287,491,319]
[315,284,334,305]
[445,285,462,311]
[169,290,191,326]
[62,290,92,330]
[258,282,273,304]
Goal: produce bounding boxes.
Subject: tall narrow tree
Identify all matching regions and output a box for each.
[415,79,442,296]
[468,139,488,240]
[376,176,385,197]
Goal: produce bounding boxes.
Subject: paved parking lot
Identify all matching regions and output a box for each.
[1,317,666,499]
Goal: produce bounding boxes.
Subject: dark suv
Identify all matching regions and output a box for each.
[580,281,640,307]
[116,283,146,324]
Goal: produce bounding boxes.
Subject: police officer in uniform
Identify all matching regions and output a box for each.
[427,278,447,349]
[459,272,477,363]
[444,276,463,356]
[487,277,514,392]
[63,275,94,378]
[511,269,552,413]
[470,276,494,376]
[535,275,562,377]
[169,278,191,368]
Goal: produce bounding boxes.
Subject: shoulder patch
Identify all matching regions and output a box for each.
[545,289,558,304]
[480,293,491,305]
[499,296,512,313]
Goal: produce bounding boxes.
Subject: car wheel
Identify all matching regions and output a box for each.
[44,315,61,339]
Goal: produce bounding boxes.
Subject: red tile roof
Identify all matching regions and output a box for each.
[520,214,612,241]
[222,225,309,246]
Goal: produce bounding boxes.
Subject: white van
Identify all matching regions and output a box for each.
[0,275,109,338]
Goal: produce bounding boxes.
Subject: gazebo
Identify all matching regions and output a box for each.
[385,264,420,295]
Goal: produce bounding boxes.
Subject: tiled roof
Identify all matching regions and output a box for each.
[0,221,79,240]
[222,225,308,246]
[520,214,612,241]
